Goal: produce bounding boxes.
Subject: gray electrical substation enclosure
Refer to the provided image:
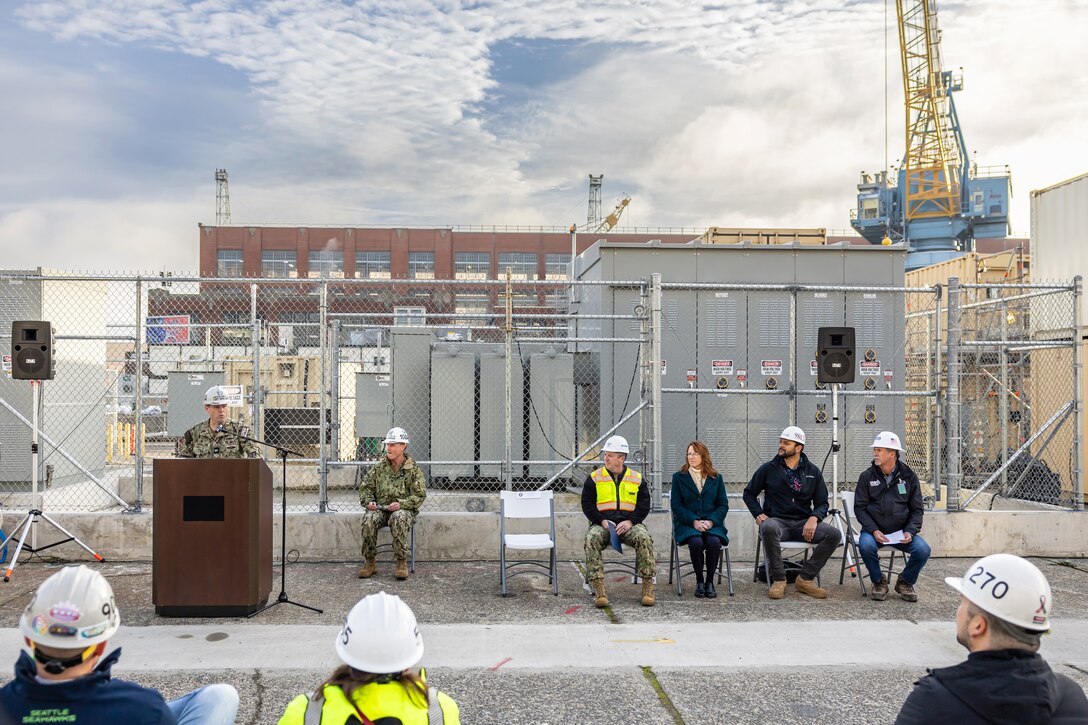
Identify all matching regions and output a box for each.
[352,241,906,486]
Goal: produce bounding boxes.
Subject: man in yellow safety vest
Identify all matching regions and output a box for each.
[581,435,656,607]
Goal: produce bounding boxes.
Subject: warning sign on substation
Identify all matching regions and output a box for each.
[711,359,733,376]
[761,359,783,376]
[860,361,882,376]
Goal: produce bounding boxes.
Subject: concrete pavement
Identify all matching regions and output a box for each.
[1,557,1086,724]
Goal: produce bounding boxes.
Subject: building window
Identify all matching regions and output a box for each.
[261,250,297,278]
[356,251,391,279]
[545,253,571,280]
[393,306,426,327]
[408,252,435,279]
[498,252,537,280]
[455,292,490,326]
[217,250,244,277]
[454,252,489,280]
[308,251,344,278]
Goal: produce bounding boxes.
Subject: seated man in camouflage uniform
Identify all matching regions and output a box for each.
[177,386,259,458]
[357,427,426,580]
[582,435,656,607]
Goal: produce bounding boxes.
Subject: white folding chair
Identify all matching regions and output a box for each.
[500,491,558,597]
[753,534,820,586]
[839,490,899,597]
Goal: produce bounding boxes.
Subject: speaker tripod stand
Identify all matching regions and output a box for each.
[824,381,866,596]
[4,381,105,582]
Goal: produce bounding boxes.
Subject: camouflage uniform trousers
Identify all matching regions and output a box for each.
[584,523,656,582]
[360,509,416,561]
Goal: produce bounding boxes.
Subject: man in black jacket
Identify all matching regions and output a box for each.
[896,554,1088,724]
[853,430,931,602]
[743,426,840,600]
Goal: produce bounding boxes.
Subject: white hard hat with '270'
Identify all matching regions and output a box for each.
[945,553,1053,632]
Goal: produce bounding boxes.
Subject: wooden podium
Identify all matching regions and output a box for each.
[152,458,273,616]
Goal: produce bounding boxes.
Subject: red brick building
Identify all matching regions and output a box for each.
[198,225,702,280]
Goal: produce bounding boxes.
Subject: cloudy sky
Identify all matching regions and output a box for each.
[2,0,1085,273]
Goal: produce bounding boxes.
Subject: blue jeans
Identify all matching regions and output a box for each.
[167,684,239,725]
[857,530,931,585]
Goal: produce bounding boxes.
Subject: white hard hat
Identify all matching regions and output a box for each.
[872,431,904,452]
[383,427,409,445]
[335,591,424,673]
[204,385,230,406]
[602,435,630,455]
[780,426,806,445]
[20,565,120,649]
[946,554,1052,632]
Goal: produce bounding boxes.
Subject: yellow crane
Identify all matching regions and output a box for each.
[594,195,631,232]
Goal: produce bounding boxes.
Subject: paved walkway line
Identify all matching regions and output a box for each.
[2,620,1086,671]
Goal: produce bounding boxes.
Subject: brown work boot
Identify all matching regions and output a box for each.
[768,579,787,600]
[871,580,889,601]
[395,559,410,580]
[795,576,828,599]
[895,577,918,602]
[591,579,609,608]
[357,558,377,579]
[640,580,656,607]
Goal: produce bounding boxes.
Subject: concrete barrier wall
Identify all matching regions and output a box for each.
[24,509,1088,562]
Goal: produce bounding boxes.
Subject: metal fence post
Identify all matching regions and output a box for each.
[999,296,1009,492]
[650,273,663,509]
[133,277,144,511]
[1073,275,1083,510]
[504,267,513,491]
[324,319,340,513]
[946,277,962,511]
[250,283,262,455]
[318,281,329,508]
[932,284,943,501]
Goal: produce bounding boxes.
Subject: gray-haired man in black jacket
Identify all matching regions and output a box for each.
[853,430,930,602]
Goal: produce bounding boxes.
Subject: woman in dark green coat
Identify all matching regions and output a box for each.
[671,441,729,598]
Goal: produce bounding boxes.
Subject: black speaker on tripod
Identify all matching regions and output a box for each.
[817,327,855,384]
[11,321,55,380]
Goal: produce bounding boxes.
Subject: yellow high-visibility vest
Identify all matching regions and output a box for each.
[592,466,642,512]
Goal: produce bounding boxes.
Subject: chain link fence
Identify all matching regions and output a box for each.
[946,278,1083,511]
[0,271,1081,517]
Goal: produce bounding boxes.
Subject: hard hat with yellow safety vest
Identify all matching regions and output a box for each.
[601,435,630,455]
[334,591,424,673]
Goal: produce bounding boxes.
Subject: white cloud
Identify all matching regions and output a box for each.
[4,0,1086,271]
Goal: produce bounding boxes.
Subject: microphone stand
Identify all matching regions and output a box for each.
[231,428,322,617]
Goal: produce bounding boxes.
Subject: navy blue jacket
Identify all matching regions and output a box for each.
[670,470,729,545]
[854,459,925,535]
[896,649,1088,724]
[0,649,176,725]
[742,452,829,521]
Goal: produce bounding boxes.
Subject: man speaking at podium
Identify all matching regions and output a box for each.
[177,385,259,458]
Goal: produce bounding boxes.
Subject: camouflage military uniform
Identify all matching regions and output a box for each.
[177,420,259,458]
[357,456,427,560]
[584,524,656,581]
[582,466,656,582]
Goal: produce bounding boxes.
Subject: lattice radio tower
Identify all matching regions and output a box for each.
[587,174,602,229]
[215,168,232,225]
